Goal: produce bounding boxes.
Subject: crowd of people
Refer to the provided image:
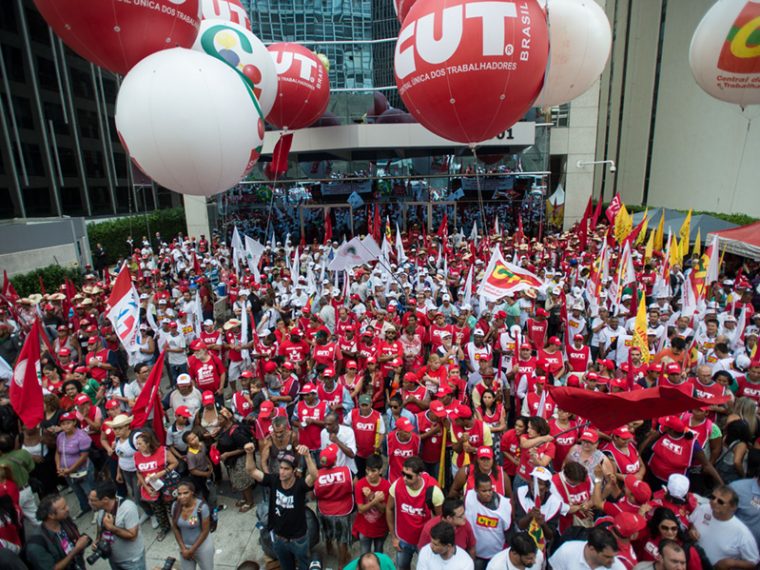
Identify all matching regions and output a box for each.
[0,218,760,570]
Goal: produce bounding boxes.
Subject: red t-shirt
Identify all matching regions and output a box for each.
[352,476,391,538]
[188,353,225,392]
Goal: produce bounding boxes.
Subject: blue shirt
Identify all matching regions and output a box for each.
[730,477,760,548]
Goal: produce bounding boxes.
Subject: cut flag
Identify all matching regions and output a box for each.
[9,319,44,428]
[131,350,167,442]
[477,246,544,301]
[106,264,142,356]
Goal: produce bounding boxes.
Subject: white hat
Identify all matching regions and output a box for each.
[139,293,149,300]
[531,466,552,482]
[666,474,689,499]
[259,328,271,337]
[442,294,451,301]
[176,374,192,386]
[203,319,214,326]
[473,328,485,336]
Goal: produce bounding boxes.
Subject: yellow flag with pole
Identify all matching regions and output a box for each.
[669,234,680,267]
[632,292,650,362]
[678,210,692,261]
[644,229,654,262]
[635,209,649,246]
[654,211,665,252]
[692,228,701,257]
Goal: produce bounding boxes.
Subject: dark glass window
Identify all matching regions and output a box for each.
[88,186,112,215]
[0,1,18,33]
[36,56,58,91]
[12,96,34,130]
[60,185,85,216]
[1,45,25,82]
[22,186,54,216]
[21,143,45,177]
[83,150,105,178]
[57,146,79,178]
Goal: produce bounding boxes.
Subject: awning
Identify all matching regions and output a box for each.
[706,221,760,260]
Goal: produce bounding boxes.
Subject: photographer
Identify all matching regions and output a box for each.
[90,480,145,570]
[26,494,90,570]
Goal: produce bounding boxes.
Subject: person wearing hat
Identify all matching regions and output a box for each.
[567,333,591,375]
[313,443,354,566]
[387,416,421,483]
[648,474,699,529]
[162,321,188,387]
[244,442,318,570]
[451,404,493,470]
[513,466,564,544]
[565,429,614,482]
[644,415,723,488]
[610,511,647,568]
[316,366,353,423]
[187,339,226,401]
[525,308,549,350]
[223,318,252,394]
[198,319,223,358]
[294,383,329,461]
[277,327,310,376]
[602,426,645,482]
[346,393,386,478]
[463,328,493,390]
[450,445,508,500]
[55,411,96,518]
[53,325,81,364]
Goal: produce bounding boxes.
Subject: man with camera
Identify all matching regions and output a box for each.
[89,480,145,570]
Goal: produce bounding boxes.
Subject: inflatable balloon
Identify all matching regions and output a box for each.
[533,0,611,107]
[690,0,760,107]
[32,0,201,76]
[394,0,419,23]
[394,0,548,144]
[115,49,264,197]
[376,108,417,124]
[200,0,251,30]
[192,20,278,116]
[267,43,331,130]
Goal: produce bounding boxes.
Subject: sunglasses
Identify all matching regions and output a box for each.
[709,494,728,506]
[402,472,416,480]
[390,405,400,410]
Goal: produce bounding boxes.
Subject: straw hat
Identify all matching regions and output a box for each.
[106,414,134,429]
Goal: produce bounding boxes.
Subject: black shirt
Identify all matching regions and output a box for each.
[260,473,312,539]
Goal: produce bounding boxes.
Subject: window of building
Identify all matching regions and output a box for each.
[12,95,34,130]
[114,185,131,214]
[0,1,18,33]
[83,150,106,179]
[70,68,94,99]
[88,186,112,215]
[43,101,69,135]
[1,45,25,83]
[60,185,85,216]
[0,185,15,218]
[22,186,54,217]
[21,143,45,177]
[36,55,59,91]
[76,108,100,138]
[57,146,79,178]
[24,6,50,44]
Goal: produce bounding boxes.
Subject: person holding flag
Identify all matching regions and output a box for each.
[512,466,563,553]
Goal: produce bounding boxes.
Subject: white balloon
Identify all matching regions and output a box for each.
[534,0,612,107]
[200,0,251,31]
[115,48,264,197]
[192,19,278,117]
[690,0,760,107]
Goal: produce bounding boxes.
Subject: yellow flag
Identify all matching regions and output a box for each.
[669,234,680,267]
[644,229,654,262]
[654,211,665,252]
[614,204,633,243]
[692,228,701,257]
[635,210,649,246]
[633,292,650,362]
[678,210,692,261]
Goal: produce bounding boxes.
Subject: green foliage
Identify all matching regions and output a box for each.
[87,208,187,264]
[10,265,83,298]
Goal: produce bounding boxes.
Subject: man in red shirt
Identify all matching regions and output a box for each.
[525,308,549,349]
[187,339,226,400]
[377,326,403,377]
[417,497,476,556]
[311,328,342,370]
[278,328,310,377]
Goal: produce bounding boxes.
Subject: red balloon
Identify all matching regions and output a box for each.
[266,43,330,130]
[394,0,548,144]
[394,0,419,23]
[32,0,201,76]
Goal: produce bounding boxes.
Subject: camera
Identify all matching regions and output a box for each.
[85,540,111,565]
[161,556,177,570]
[609,165,617,174]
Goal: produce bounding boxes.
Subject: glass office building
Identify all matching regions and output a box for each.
[0,0,177,219]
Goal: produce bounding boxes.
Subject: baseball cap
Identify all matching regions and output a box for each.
[74,393,90,406]
[58,348,71,357]
[612,426,634,440]
[259,401,274,418]
[403,372,419,384]
[579,429,598,443]
[660,415,688,434]
[473,328,485,336]
[176,373,192,386]
[625,475,651,504]
[520,343,533,351]
[322,368,335,377]
[429,400,447,418]
[175,406,192,418]
[263,361,277,373]
[320,444,339,468]
[531,466,552,481]
[610,377,627,390]
[74,366,89,375]
[548,336,562,346]
[666,362,681,374]
[613,512,646,538]
[300,383,318,394]
[566,375,581,387]
[345,360,358,370]
[477,446,493,459]
[105,399,120,410]
[666,474,690,499]
[201,391,215,406]
[240,370,254,379]
[59,411,78,423]
[436,384,453,397]
[648,363,663,373]
[203,319,214,326]
[573,333,584,341]
[190,339,205,351]
[455,404,472,420]
[396,417,414,432]
[358,394,372,406]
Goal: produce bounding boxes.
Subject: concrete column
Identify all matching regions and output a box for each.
[183,194,212,239]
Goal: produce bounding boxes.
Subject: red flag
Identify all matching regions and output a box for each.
[580,195,593,227]
[437,213,448,239]
[625,216,647,247]
[373,204,381,243]
[131,350,167,442]
[37,275,47,296]
[590,197,604,231]
[323,207,333,245]
[10,320,44,428]
[193,254,202,275]
[2,271,18,304]
[549,385,729,431]
[270,133,294,178]
[515,215,525,244]
[104,267,111,290]
[605,194,622,225]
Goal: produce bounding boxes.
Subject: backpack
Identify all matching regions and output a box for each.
[172,498,217,533]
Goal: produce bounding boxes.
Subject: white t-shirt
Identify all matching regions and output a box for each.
[486,547,544,570]
[319,425,357,474]
[464,489,512,559]
[689,503,760,566]
[416,544,474,570]
[548,540,627,570]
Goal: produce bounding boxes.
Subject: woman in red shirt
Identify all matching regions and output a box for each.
[501,416,527,481]
[134,431,178,541]
[516,416,556,488]
[549,408,579,471]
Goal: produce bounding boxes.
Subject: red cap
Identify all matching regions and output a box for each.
[263,361,278,373]
[361,330,373,337]
[283,361,295,371]
[391,358,403,367]
[666,362,681,375]
[520,343,533,351]
[566,374,581,387]
[259,401,274,418]
[322,368,335,377]
[648,363,663,373]
[300,383,318,394]
[201,391,215,406]
[59,411,78,423]
[601,359,615,371]
[87,337,97,345]
[190,339,205,351]
[436,384,453,397]
[175,406,192,418]
[536,308,548,317]
[366,356,377,364]
[610,377,627,390]
[57,325,68,332]
[494,310,507,319]
[345,360,358,370]
[625,475,652,503]
[535,376,548,385]
[403,372,419,384]
[477,446,494,459]
[396,417,414,432]
[579,429,599,443]
[74,366,89,374]
[660,415,688,434]
[58,348,71,357]
[612,426,634,440]
[319,443,339,467]
[548,336,562,346]
[240,370,254,379]
[614,512,646,538]
[105,399,120,410]
[573,333,584,341]
[169,322,178,329]
[429,400,447,418]
[74,393,90,406]
[455,404,473,420]
[302,306,311,314]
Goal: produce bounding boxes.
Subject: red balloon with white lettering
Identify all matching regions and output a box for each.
[200,0,251,30]
[394,0,548,144]
[394,0,418,23]
[32,0,201,76]
[266,43,331,130]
